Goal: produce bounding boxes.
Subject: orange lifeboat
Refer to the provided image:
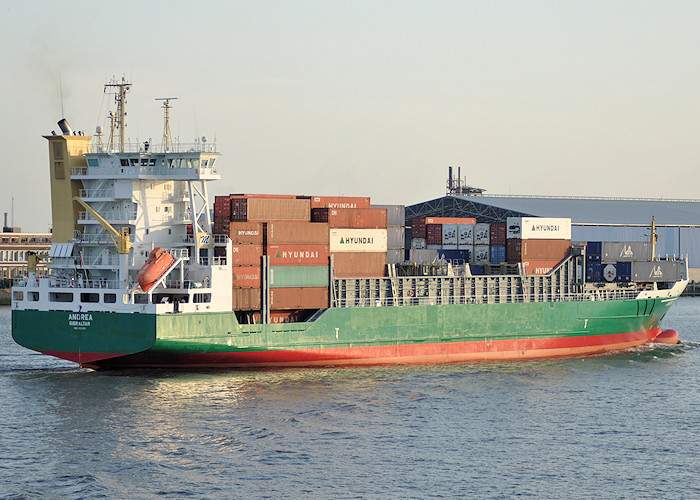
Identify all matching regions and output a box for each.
[138,247,175,292]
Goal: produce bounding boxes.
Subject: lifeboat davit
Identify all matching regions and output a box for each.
[654,329,679,345]
[138,247,175,292]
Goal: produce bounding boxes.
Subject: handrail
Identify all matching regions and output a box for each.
[334,290,641,308]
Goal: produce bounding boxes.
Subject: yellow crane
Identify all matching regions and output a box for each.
[73,196,131,254]
[73,196,131,288]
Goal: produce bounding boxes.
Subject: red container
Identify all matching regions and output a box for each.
[506,239,571,264]
[230,244,263,266]
[311,208,387,229]
[214,196,231,223]
[214,195,231,208]
[522,260,562,275]
[267,244,330,266]
[490,223,506,245]
[426,224,443,245]
[307,196,371,209]
[412,217,427,238]
[232,266,261,288]
[213,222,229,235]
[251,310,310,324]
[269,287,329,310]
[232,287,261,311]
[229,222,264,245]
[266,221,329,244]
[332,252,387,277]
[425,217,476,224]
[231,198,248,221]
[231,193,299,199]
[244,198,310,221]
[213,211,229,223]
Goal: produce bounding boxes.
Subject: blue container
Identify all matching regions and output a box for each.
[586,262,602,282]
[470,264,484,275]
[436,249,469,262]
[587,241,602,261]
[489,245,506,265]
[615,261,632,282]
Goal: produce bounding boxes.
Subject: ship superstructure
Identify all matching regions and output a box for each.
[18,78,231,317]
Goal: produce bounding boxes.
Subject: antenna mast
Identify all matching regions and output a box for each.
[650,217,657,260]
[156,97,177,151]
[104,77,131,152]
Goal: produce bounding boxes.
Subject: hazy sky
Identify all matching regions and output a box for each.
[1,1,699,231]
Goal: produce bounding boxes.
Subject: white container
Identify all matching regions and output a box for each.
[507,217,572,240]
[330,228,388,252]
[387,249,404,264]
[462,244,474,262]
[387,226,405,249]
[372,204,405,227]
[473,245,490,262]
[411,237,426,249]
[474,223,490,244]
[410,248,439,262]
[458,224,474,247]
[426,244,442,250]
[442,223,458,246]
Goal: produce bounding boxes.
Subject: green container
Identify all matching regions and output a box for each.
[269,265,329,288]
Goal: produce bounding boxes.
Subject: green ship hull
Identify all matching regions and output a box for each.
[12,296,677,368]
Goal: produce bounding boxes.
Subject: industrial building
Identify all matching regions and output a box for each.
[0,230,52,279]
[405,170,700,280]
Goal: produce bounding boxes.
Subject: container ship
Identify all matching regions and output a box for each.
[11,81,688,369]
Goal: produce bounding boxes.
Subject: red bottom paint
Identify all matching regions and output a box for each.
[41,351,129,365]
[82,328,662,369]
[653,329,679,345]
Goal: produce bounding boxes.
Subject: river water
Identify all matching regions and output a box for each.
[1,300,699,499]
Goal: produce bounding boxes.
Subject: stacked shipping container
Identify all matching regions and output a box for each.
[506,239,571,275]
[325,214,388,277]
[214,194,400,317]
[408,217,572,275]
[506,217,572,275]
[373,204,406,264]
[410,217,476,263]
[584,241,669,283]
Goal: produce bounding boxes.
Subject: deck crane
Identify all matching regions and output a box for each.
[73,196,131,289]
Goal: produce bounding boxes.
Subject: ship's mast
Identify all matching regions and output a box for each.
[106,112,116,152]
[156,97,177,152]
[104,77,131,152]
[651,217,657,260]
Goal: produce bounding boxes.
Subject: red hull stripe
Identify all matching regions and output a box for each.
[84,328,661,368]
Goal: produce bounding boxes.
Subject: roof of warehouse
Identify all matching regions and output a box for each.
[455,195,700,226]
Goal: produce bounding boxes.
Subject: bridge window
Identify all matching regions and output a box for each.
[28,292,39,301]
[49,292,73,302]
[121,159,129,166]
[80,292,100,303]
[194,293,211,303]
[87,158,99,167]
[104,293,117,303]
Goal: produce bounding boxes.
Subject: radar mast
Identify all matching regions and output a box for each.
[156,97,178,152]
[104,77,131,152]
